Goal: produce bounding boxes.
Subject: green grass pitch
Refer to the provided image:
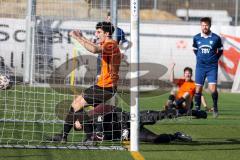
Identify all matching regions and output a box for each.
[0,87,240,160]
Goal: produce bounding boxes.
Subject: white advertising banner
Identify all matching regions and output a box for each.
[0,18,239,82]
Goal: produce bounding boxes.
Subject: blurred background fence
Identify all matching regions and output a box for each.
[0,0,239,25]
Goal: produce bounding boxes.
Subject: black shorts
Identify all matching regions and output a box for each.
[83,85,117,106]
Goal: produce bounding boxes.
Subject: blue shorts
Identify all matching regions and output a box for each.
[195,67,218,86]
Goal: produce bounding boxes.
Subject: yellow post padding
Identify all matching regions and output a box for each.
[130,151,145,160]
[70,48,77,95]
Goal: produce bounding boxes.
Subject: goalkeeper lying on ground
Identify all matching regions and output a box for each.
[47,104,206,144]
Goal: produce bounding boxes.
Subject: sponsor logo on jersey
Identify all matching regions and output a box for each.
[199,45,212,54]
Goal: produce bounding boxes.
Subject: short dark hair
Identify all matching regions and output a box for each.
[96,21,115,36]
[200,17,211,26]
[184,67,192,74]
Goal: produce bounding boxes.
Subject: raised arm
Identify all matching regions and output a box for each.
[69,30,102,54]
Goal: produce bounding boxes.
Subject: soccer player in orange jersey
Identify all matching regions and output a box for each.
[48,22,122,142]
[167,63,196,110]
[166,63,207,118]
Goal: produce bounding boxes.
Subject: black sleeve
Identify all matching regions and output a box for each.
[216,36,223,58]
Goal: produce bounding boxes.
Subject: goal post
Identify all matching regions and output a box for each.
[24,0,36,84]
[130,0,140,152]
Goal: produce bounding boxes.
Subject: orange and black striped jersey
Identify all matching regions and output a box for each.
[97,39,121,88]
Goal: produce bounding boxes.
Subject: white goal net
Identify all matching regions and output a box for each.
[0,0,133,150]
[0,0,175,151]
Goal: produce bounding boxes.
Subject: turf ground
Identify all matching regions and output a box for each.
[0,87,240,160]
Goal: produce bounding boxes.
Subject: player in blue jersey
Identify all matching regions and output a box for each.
[192,17,223,118]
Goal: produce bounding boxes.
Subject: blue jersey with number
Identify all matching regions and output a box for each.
[192,32,223,68]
